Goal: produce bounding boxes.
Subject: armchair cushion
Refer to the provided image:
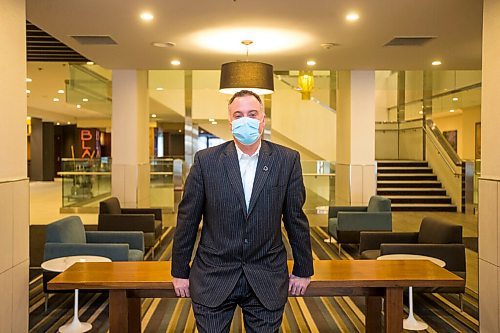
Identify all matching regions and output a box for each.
[328,218,338,238]
[100,197,122,214]
[418,217,462,244]
[328,206,367,218]
[86,230,144,252]
[46,216,86,244]
[367,195,392,212]
[359,231,419,254]
[44,243,129,261]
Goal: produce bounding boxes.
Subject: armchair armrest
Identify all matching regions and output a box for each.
[359,231,419,253]
[328,206,367,218]
[43,243,129,262]
[86,231,144,252]
[380,243,466,273]
[122,208,162,221]
[98,214,155,233]
[337,212,392,231]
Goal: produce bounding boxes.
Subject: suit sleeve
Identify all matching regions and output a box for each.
[171,152,205,278]
[282,152,314,277]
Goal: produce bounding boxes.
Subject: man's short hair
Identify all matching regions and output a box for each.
[228,90,263,107]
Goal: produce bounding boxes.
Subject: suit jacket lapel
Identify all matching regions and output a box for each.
[247,140,275,216]
[222,142,247,217]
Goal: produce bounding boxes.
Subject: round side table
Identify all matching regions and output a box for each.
[377,254,446,331]
[42,255,111,333]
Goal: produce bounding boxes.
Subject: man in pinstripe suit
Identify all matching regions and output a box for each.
[172,90,314,332]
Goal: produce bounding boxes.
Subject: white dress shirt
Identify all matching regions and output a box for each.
[236,142,261,211]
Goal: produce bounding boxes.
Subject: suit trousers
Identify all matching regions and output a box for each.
[191,272,285,333]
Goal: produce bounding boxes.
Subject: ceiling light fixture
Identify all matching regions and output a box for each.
[53,98,60,102]
[57,89,65,94]
[86,61,94,65]
[140,12,154,21]
[419,111,423,115]
[449,109,455,113]
[82,98,89,102]
[432,60,442,66]
[452,97,458,101]
[67,121,71,125]
[306,60,316,66]
[156,87,164,91]
[152,42,176,48]
[346,12,360,22]
[208,118,215,122]
[211,121,218,125]
[56,122,60,126]
[151,114,157,118]
[219,40,274,95]
[171,59,181,66]
[26,78,32,82]
[76,104,81,109]
[26,89,31,94]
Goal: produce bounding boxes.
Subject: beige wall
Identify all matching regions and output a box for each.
[479,1,500,332]
[0,0,29,331]
[433,106,481,160]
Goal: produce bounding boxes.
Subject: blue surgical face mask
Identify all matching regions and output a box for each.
[231,117,262,145]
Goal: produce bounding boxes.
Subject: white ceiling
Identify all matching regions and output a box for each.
[26,0,483,71]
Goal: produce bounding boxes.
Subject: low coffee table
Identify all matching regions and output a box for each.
[377,254,446,331]
[42,255,111,333]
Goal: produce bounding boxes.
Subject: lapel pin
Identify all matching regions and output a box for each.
[263,166,269,171]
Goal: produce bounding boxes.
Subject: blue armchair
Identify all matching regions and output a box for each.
[328,195,392,254]
[42,215,144,311]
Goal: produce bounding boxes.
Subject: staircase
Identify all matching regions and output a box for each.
[377,160,457,212]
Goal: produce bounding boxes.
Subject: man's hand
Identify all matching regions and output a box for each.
[288,274,311,296]
[173,278,190,297]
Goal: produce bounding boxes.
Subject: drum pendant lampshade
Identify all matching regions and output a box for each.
[219,61,274,95]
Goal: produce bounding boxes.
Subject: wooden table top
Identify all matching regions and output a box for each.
[48,260,464,292]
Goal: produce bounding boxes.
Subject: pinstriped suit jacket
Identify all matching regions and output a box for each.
[171,140,314,310]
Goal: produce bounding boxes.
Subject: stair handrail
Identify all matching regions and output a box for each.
[422,121,461,177]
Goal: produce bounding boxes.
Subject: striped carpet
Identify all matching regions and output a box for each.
[29,227,479,332]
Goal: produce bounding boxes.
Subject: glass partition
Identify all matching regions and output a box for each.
[301,160,335,214]
[59,158,111,211]
[150,157,175,210]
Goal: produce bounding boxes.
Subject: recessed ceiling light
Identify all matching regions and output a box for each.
[26,78,32,82]
[140,12,154,21]
[82,98,89,102]
[211,121,218,125]
[208,118,215,122]
[67,121,71,125]
[156,87,164,91]
[151,114,157,118]
[419,111,423,115]
[86,61,94,65]
[178,129,182,133]
[171,59,181,66]
[346,12,360,22]
[56,122,60,126]
[152,42,176,48]
[452,97,458,101]
[432,60,442,66]
[53,97,60,102]
[76,104,81,109]
[57,89,65,94]
[26,89,31,94]
[449,109,455,113]
[306,60,316,66]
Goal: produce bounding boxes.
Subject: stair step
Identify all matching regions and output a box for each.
[378,167,433,174]
[378,174,438,181]
[391,203,457,212]
[387,196,452,204]
[377,188,448,196]
[377,160,429,168]
[377,180,442,188]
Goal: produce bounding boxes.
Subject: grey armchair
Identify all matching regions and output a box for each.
[359,216,466,310]
[98,197,163,258]
[328,195,392,254]
[43,215,144,310]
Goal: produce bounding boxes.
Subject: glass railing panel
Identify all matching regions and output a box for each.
[150,157,176,210]
[301,160,335,214]
[59,158,112,210]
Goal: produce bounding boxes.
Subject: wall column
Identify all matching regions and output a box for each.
[479,1,500,332]
[111,70,150,208]
[335,71,376,205]
[0,0,29,331]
